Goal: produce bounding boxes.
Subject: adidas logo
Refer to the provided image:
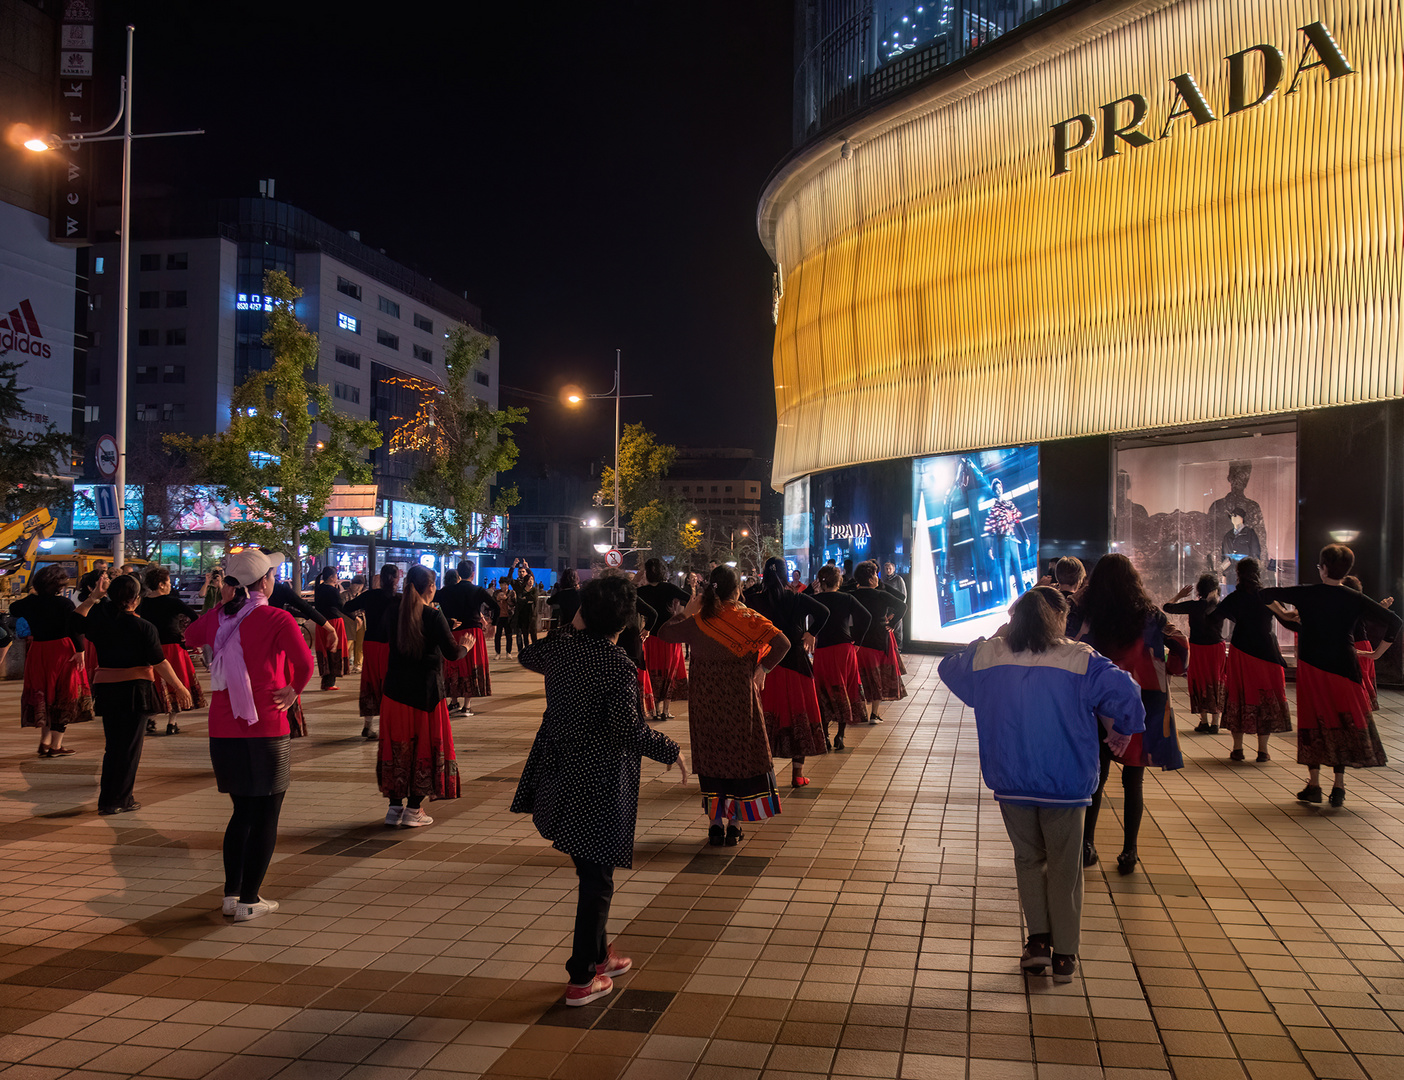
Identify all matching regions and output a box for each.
[0,299,52,358]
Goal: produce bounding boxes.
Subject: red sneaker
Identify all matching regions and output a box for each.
[596,946,632,979]
[565,974,613,1006]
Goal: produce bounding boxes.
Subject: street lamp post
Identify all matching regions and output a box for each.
[22,25,202,566]
[566,349,649,550]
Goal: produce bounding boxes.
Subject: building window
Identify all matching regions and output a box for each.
[711,486,718,493]
[378,296,400,318]
[138,329,159,346]
[377,329,399,350]
[84,405,99,422]
[335,348,361,369]
[161,402,185,422]
[166,328,186,346]
[334,382,361,404]
[139,254,159,271]
[413,313,433,333]
[165,290,187,308]
[723,497,736,504]
[135,403,155,421]
[681,486,690,493]
[166,252,188,270]
[412,344,432,364]
[338,312,360,333]
[138,291,159,309]
[474,370,489,386]
[135,365,157,384]
[336,276,362,300]
[163,365,185,383]
[725,486,733,493]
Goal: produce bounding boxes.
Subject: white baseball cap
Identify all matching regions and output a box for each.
[223,548,285,588]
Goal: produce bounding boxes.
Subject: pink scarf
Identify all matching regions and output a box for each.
[210,590,269,725]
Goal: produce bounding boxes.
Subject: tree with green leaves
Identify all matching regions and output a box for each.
[597,422,676,520]
[169,270,381,591]
[628,497,703,567]
[392,325,527,561]
[0,358,80,521]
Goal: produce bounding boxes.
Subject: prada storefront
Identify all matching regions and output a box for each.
[762,0,1404,680]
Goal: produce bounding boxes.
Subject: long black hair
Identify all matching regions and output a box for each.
[1234,557,1263,592]
[379,563,400,592]
[761,556,788,610]
[397,564,434,657]
[1007,587,1068,654]
[1081,553,1157,650]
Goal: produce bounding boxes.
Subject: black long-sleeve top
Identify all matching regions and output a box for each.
[270,581,327,627]
[10,594,83,650]
[748,588,829,677]
[1208,588,1287,667]
[617,597,656,671]
[437,580,500,629]
[74,604,164,669]
[853,587,906,651]
[313,582,348,623]
[636,582,690,635]
[137,593,202,646]
[343,587,397,644]
[1260,584,1402,681]
[1163,598,1224,646]
[814,590,873,649]
[381,601,467,711]
[550,587,582,628]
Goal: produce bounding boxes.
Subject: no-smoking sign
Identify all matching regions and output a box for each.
[604,548,623,568]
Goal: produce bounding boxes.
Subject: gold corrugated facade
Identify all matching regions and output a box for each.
[764,0,1404,489]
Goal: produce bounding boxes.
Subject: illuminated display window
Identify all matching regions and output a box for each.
[337,312,360,333]
[237,293,275,312]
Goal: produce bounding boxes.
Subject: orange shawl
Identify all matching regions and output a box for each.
[696,601,779,660]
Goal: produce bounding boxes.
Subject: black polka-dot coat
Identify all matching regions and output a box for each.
[511,631,681,869]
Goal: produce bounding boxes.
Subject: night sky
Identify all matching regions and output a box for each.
[92,2,795,471]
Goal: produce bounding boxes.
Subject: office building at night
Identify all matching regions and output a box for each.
[764,1,1403,679]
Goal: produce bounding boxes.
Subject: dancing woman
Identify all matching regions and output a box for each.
[852,561,907,721]
[637,558,691,721]
[1075,554,1187,875]
[343,564,400,740]
[1164,574,1226,734]
[748,557,830,786]
[313,567,351,691]
[13,564,93,756]
[185,550,314,922]
[1342,576,1392,712]
[139,566,206,736]
[1261,544,1401,809]
[812,565,872,752]
[1210,559,1292,763]
[658,566,790,846]
[378,565,465,828]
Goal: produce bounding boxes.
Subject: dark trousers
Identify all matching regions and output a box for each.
[495,620,513,655]
[1084,741,1144,854]
[223,792,286,903]
[515,624,537,652]
[567,856,615,985]
[99,711,148,810]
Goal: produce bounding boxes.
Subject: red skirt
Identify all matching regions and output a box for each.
[377,696,461,801]
[359,639,388,717]
[1295,660,1384,768]
[814,643,864,730]
[857,639,907,702]
[467,627,490,697]
[1186,642,1228,715]
[644,637,688,701]
[761,665,828,759]
[636,668,656,717]
[1222,646,1290,735]
[444,630,471,698]
[21,638,94,731]
[316,617,350,678]
[153,643,206,714]
[285,656,307,737]
[1357,641,1379,711]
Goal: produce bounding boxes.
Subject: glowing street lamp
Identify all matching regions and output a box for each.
[563,350,651,549]
[358,514,387,577]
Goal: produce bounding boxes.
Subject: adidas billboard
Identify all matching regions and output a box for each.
[0,299,52,359]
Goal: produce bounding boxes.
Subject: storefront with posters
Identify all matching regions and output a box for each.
[324,499,509,581]
[763,1,1404,679]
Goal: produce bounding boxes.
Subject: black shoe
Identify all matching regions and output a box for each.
[1020,934,1051,972]
[1256,751,1270,763]
[1297,785,1322,804]
[708,825,724,847]
[1051,953,1077,984]
[166,721,180,736]
[1116,851,1138,875]
[833,735,845,752]
[1207,724,1220,734]
[362,724,377,740]
[1195,721,1212,734]
[1082,842,1098,868]
[1229,749,1245,762]
[146,719,157,736]
[1329,787,1345,809]
[725,824,743,846]
[100,800,140,816]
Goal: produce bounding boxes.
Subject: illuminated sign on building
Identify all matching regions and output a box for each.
[337,312,359,333]
[237,293,274,311]
[826,522,872,543]
[1050,21,1354,176]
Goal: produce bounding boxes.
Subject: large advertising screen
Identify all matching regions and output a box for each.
[911,446,1039,643]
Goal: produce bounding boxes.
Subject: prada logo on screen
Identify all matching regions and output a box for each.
[1050,21,1353,177]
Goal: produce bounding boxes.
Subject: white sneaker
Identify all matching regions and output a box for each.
[222,895,237,916]
[385,806,403,827]
[233,898,279,922]
[400,808,433,828]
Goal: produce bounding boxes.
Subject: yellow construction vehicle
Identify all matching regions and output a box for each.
[0,509,58,604]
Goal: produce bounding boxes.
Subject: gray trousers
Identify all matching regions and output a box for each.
[999,803,1085,955]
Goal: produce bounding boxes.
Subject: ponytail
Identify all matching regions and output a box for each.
[222,586,248,617]
[701,565,739,619]
[397,564,433,656]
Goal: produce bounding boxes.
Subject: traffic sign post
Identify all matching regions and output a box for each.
[95,485,119,535]
[95,434,118,479]
[604,548,623,568]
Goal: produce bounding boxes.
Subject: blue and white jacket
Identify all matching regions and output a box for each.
[939,637,1146,807]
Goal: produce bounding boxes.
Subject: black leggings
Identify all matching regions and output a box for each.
[223,792,285,903]
[388,796,424,809]
[1084,742,1144,855]
[495,620,513,654]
